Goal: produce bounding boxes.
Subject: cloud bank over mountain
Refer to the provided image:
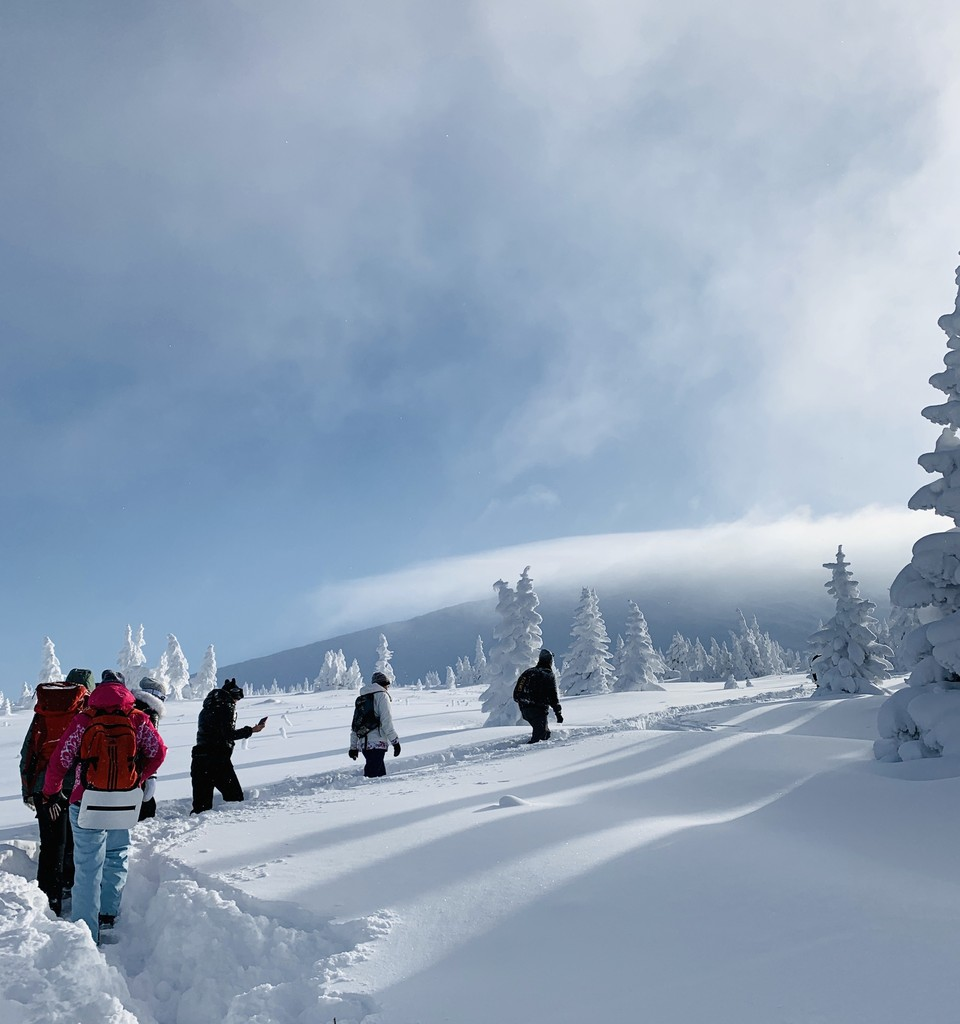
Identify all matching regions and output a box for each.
[220,506,936,687]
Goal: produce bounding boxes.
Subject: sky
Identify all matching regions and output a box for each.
[3,1,960,688]
[4,678,960,1024]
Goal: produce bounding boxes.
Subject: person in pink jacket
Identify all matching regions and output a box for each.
[42,670,166,944]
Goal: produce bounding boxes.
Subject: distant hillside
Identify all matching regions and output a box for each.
[219,576,862,689]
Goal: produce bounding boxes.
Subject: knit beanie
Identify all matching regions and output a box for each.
[134,676,169,718]
[65,668,95,693]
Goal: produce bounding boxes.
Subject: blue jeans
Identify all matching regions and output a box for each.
[68,802,130,942]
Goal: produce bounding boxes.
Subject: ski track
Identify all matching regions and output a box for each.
[2,685,811,1024]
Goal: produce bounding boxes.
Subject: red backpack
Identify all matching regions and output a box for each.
[25,683,89,788]
[80,708,140,791]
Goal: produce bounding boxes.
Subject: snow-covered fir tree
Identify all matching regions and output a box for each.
[514,566,544,664]
[314,650,348,691]
[446,666,457,690]
[152,650,171,697]
[473,636,487,686]
[482,567,544,726]
[613,635,626,675]
[164,635,190,700]
[117,624,147,685]
[714,640,734,680]
[374,634,396,684]
[728,635,750,681]
[425,669,442,689]
[807,546,892,697]
[194,644,218,696]
[38,636,62,684]
[561,588,615,695]
[613,601,665,692]
[689,638,710,682]
[884,605,923,673]
[876,263,960,759]
[344,658,363,690]
[665,633,691,680]
[732,611,765,679]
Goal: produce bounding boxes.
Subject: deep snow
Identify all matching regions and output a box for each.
[2,677,959,1024]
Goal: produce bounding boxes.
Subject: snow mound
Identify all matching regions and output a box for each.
[497,794,528,808]
[0,871,141,1024]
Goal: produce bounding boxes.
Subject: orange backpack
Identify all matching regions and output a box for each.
[28,683,88,785]
[79,708,140,791]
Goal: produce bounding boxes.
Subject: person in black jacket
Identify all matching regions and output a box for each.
[190,678,267,814]
[513,649,563,743]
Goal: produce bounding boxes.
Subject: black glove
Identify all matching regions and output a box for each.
[393,742,401,757]
[555,711,563,723]
[44,793,67,821]
[348,749,359,760]
[24,796,36,815]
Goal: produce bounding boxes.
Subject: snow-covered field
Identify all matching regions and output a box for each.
[3,676,958,1024]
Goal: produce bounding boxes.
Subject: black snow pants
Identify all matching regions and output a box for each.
[519,703,551,743]
[361,748,387,778]
[190,746,244,813]
[36,798,74,913]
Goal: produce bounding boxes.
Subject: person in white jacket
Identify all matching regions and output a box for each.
[348,671,401,778]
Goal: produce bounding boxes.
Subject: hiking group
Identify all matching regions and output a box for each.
[20,669,167,944]
[20,650,563,945]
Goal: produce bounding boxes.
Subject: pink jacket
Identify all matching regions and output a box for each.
[43,682,167,804]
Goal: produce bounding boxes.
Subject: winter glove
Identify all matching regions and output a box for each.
[44,793,67,821]
[555,712,563,724]
[393,742,401,757]
[143,777,157,802]
[348,749,359,760]
[24,796,36,815]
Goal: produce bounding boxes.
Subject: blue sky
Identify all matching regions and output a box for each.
[2,1,959,688]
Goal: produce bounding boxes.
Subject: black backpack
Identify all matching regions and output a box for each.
[351,693,380,738]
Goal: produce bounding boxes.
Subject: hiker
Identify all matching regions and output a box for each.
[190,677,267,814]
[42,670,166,944]
[19,667,94,916]
[348,671,401,778]
[131,676,169,820]
[513,649,563,743]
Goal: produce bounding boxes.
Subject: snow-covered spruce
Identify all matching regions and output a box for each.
[560,587,615,695]
[612,600,665,692]
[876,262,960,760]
[807,545,892,697]
[374,632,396,684]
[38,635,62,685]
[481,567,543,726]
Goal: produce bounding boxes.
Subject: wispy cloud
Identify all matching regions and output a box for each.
[306,504,939,638]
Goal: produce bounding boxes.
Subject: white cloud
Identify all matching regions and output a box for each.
[307,504,940,637]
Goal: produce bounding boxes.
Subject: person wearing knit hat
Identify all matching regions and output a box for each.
[348,671,401,778]
[131,677,169,820]
[189,678,267,813]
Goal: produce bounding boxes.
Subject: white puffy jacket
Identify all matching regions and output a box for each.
[349,682,399,750]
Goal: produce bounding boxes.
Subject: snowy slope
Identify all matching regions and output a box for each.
[2,677,959,1024]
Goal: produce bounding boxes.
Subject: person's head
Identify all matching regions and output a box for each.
[137,676,168,702]
[371,671,391,689]
[134,676,169,716]
[65,667,95,693]
[537,649,554,669]
[100,669,126,686]
[222,677,244,701]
